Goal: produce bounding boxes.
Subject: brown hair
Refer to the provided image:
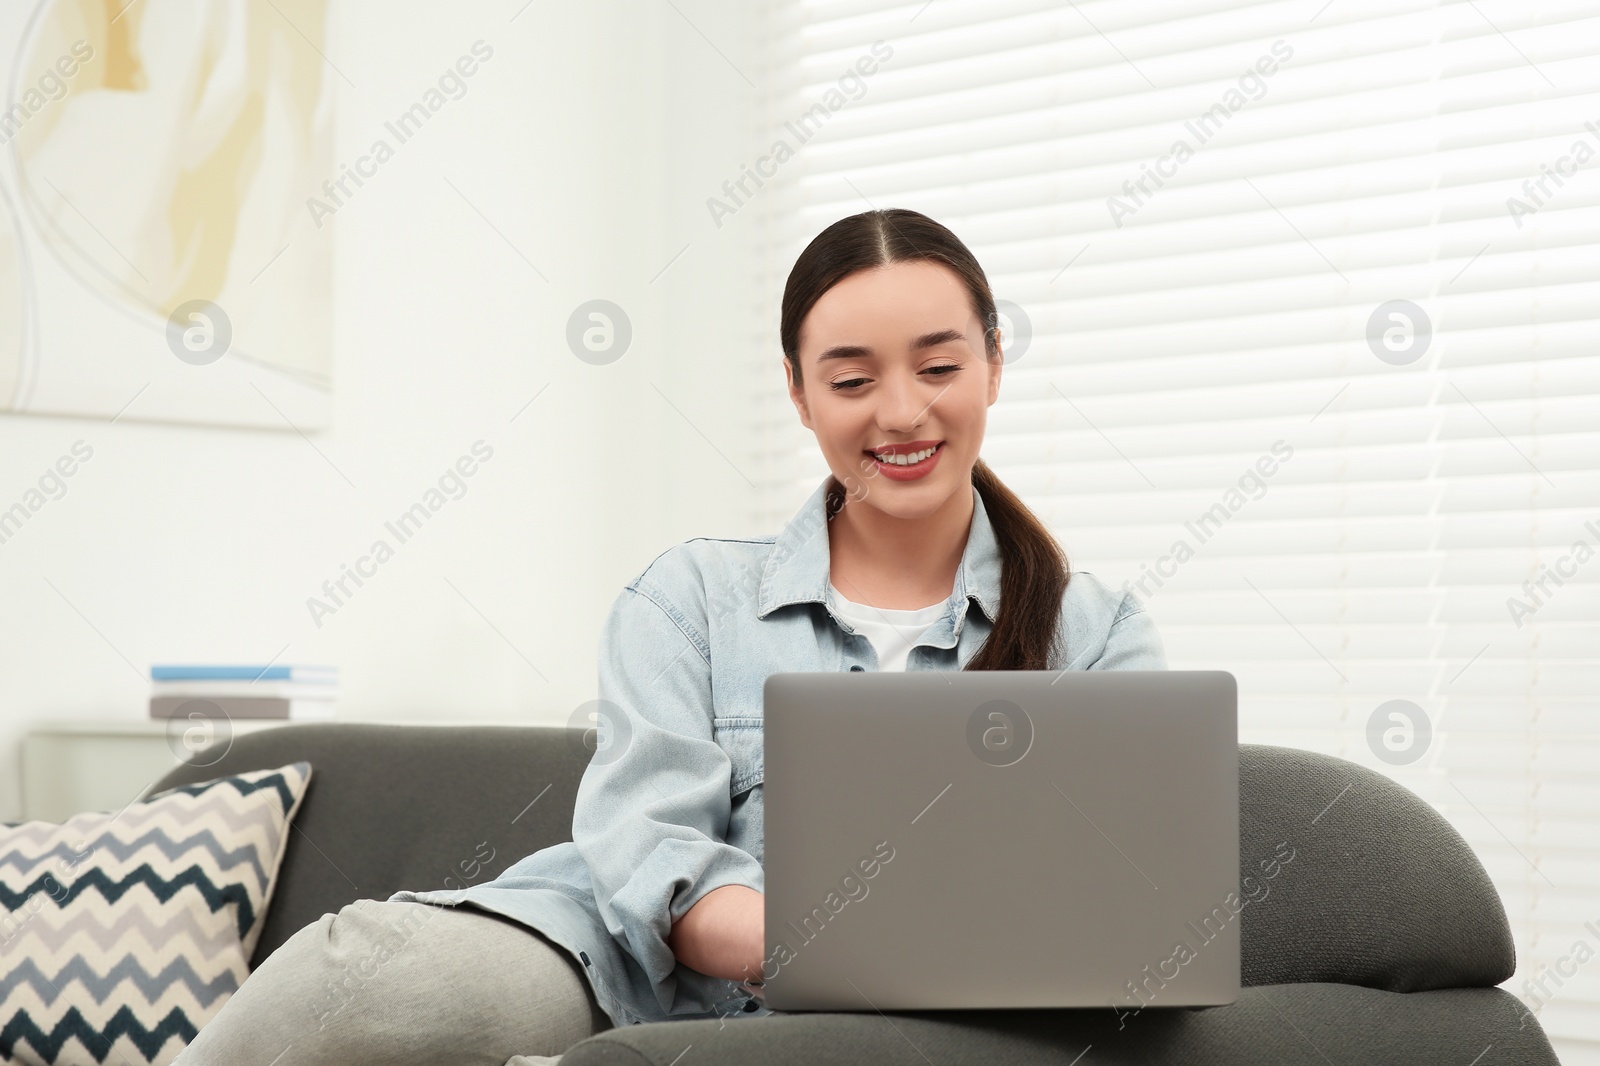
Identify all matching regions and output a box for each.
[780,208,1069,670]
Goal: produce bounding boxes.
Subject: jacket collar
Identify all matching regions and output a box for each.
[756,477,1002,644]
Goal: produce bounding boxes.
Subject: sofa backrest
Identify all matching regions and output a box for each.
[147,723,591,967]
[148,727,1516,989]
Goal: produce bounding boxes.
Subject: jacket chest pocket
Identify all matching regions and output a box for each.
[712,716,764,798]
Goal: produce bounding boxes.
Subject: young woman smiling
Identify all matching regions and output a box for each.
[171,209,1166,1065]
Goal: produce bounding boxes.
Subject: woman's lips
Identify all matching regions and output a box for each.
[865,441,945,481]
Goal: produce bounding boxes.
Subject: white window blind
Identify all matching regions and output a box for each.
[755,1,1600,1059]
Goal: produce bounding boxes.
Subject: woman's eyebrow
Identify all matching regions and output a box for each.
[816,327,966,362]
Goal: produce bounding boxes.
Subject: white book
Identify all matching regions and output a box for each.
[151,680,338,701]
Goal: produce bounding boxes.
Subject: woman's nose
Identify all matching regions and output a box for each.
[875,374,927,432]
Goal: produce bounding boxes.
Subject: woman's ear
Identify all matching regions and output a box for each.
[987,346,1003,406]
[785,357,814,430]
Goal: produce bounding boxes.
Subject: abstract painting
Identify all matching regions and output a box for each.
[1,0,334,429]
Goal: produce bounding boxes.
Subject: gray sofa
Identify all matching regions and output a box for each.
[149,723,1563,1065]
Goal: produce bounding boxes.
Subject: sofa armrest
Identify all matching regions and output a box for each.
[1237,745,1515,991]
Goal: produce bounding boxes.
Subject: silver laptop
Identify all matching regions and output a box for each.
[761,670,1239,1012]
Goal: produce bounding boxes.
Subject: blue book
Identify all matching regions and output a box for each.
[151,664,339,683]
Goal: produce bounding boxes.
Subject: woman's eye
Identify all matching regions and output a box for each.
[828,365,959,392]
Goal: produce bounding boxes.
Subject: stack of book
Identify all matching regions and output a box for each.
[148,664,338,720]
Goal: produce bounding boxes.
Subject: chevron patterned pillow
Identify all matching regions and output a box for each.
[0,762,312,1066]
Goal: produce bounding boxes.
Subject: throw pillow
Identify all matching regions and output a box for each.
[0,762,312,1065]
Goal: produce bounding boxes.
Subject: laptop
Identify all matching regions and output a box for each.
[760,669,1238,1012]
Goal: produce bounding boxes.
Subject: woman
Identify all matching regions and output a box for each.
[172,208,1166,1066]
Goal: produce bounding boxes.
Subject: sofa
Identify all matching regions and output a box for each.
[148,723,1563,1065]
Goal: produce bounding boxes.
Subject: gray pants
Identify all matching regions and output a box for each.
[172,899,613,1066]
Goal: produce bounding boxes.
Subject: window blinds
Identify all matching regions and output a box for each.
[756,0,1600,1057]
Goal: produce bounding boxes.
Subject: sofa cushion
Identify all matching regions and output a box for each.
[0,763,311,1065]
[1237,744,1515,991]
[561,983,1559,1066]
[144,724,590,967]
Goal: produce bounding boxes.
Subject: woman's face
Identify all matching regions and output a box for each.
[787,259,1002,521]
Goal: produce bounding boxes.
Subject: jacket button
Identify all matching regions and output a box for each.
[849,665,864,672]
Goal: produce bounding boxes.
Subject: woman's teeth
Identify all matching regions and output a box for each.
[873,444,938,465]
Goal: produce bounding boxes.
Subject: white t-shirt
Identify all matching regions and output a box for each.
[826,582,948,672]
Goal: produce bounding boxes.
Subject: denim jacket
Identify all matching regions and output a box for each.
[389,476,1167,1028]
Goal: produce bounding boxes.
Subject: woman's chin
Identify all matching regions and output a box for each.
[842,474,967,523]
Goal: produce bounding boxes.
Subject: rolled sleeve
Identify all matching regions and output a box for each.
[573,577,764,1010]
[1090,593,1169,671]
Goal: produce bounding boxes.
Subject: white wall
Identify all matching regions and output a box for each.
[0,0,773,821]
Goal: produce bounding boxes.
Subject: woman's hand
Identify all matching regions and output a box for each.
[667,884,765,986]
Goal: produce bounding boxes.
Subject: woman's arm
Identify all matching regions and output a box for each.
[573,574,765,1010]
[666,884,765,985]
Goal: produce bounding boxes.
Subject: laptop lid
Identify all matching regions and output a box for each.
[761,669,1239,1012]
